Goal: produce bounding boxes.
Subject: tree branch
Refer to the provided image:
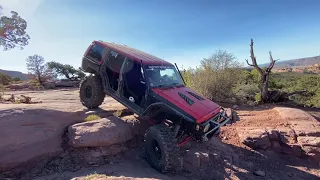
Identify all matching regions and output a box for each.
[285,90,308,97]
[245,59,254,67]
[266,51,277,72]
[248,38,263,74]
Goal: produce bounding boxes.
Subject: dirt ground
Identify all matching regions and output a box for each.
[1,88,319,180]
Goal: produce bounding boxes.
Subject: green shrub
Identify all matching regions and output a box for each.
[182,49,320,107]
[0,84,5,100]
[270,72,320,107]
[255,93,261,102]
[28,79,43,90]
[0,73,11,85]
[232,83,260,103]
[12,77,21,82]
[12,99,21,104]
[181,50,244,102]
[84,114,101,121]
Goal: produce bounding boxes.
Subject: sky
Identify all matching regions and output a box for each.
[0,0,320,73]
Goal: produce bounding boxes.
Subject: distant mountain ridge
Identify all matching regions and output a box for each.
[1,55,319,80]
[0,69,28,81]
[259,55,320,69]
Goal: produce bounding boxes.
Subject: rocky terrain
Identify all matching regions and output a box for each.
[260,55,320,69]
[0,88,319,180]
[274,63,320,74]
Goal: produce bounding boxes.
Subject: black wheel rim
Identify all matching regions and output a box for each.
[151,139,162,161]
[85,85,93,98]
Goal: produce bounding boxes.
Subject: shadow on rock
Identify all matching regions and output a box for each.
[179,136,320,180]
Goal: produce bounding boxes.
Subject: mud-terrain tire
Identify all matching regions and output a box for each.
[144,124,180,174]
[79,75,105,109]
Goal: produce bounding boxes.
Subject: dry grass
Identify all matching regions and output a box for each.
[0,85,5,101]
[113,109,134,117]
[84,172,108,180]
[113,109,124,117]
[12,99,21,104]
[85,114,101,121]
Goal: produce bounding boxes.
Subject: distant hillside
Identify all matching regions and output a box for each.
[259,55,320,69]
[0,69,28,81]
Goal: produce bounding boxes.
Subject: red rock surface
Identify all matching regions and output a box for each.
[0,108,83,172]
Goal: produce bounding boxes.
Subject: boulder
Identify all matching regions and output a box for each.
[277,127,297,144]
[181,148,211,172]
[43,81,56,89]
[237,127,271,149]
[266,128,279,141]
[8,83,30,90]
[298,136,320,154]
[68,116,138,148]
[55,80,80,87]
[298,136,320,147]
[224,108,239,124]
[0,108,82,172]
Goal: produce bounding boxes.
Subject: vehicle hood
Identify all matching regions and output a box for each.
[152,86,221,123]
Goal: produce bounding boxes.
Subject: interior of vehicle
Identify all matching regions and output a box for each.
[100,48,146,107]
[105,50,126,91]
[122,59,147,106]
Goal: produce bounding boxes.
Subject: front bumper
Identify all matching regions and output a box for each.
[201,108,230,141]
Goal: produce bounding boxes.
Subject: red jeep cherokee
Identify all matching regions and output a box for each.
[79,40,230,173]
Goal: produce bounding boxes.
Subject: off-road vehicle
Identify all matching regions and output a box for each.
[79,40,230,173]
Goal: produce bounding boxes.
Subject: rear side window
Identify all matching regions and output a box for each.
[87,44,106,62]
[108,50,127,73]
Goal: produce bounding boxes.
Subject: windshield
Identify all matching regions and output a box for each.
[144,65,184,88]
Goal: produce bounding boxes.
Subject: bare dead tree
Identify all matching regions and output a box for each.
[245,38,277,103]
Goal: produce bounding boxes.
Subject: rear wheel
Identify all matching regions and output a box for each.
[144,124,180,173]
[79,75,105,109]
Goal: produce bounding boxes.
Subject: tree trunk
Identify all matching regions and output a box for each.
[260,73,269,102]
[37,74,43,85]
[245,39,277,103]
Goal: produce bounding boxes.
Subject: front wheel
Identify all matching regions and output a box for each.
[79,75,105,109]
[144,124,180,173]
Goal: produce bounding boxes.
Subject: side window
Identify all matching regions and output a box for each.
[123,60,144,84]
[108,50,126,73]
[87,44,106,63]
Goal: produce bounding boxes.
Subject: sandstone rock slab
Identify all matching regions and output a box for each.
[298,136,320,155]
[274,107,315,121]
[237,127,271,149]
[68,116,137,148]
[0,108,82,172]
[298,136,320,147]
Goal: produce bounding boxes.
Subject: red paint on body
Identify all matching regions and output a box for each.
[94,41,172,66]
[152,86,221,124]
